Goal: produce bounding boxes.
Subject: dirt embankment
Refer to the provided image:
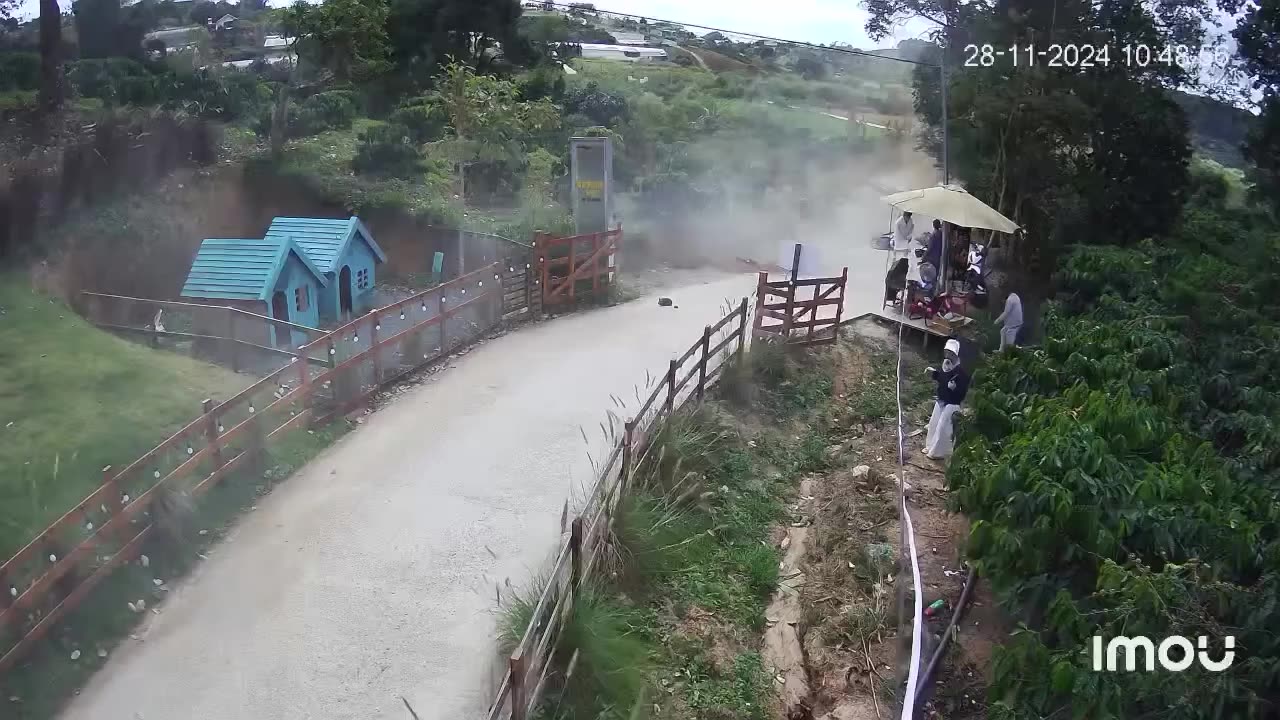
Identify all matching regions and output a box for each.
[762,325,1008,720]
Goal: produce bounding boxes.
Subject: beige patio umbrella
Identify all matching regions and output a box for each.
[881,184,1018,234]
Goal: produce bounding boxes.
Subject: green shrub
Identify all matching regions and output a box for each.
[69,58,156,104]
[0,52,40,92]
[950,222,1280,718]
[290,90,358,137]
[388,99,447,143]
[351,123,424,178]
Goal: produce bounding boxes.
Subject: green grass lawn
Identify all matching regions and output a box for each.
[0,277,248,561]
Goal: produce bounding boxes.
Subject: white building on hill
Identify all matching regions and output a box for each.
[578,43,668,62]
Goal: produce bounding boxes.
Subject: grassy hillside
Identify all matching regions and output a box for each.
[0,277,247,561]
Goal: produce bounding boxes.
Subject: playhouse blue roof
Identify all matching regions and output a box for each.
[263,216,387,274]
[180,237,327,301]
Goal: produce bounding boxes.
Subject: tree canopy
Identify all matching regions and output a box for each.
[283,0,392,82]
[1231,0,1280,212]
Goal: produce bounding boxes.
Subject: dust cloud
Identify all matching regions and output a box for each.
[620,139,941,281]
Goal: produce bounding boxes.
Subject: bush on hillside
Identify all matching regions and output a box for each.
[290,90,358,137]
[564,82,629,127]
[351,123,424,178]
[0,52,40,92]
[388,98,448,143]
[69,59,273,121]
[69,58,160,105]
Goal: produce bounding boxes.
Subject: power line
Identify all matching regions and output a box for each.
[543,2,937,67]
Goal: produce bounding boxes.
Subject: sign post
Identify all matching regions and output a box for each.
[570,136,613,235]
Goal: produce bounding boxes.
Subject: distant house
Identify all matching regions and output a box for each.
[578,43,667,62]
[213,13,237,31]
[611,31,646,46]
[263,34,291,49]
[263,217,387,322]
[143,25,204,51]
[180,238,328,347]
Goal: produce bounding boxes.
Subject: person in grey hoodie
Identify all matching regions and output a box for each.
[995,290,1023,351]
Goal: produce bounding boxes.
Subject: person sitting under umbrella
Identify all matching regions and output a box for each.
[885,258,909,306]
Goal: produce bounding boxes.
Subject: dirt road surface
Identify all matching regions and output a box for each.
[58,273,753,720]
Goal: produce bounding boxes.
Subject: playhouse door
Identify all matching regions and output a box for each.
[339,266,353,318]
[270,290,290,347]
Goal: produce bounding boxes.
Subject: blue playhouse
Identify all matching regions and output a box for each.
[180,216,387,343]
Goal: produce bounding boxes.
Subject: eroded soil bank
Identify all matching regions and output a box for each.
[760,322,1009,720]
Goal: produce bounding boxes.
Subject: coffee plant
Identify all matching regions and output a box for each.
[948,217,1280,717]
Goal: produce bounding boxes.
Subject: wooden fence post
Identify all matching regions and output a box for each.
[370,311,381,385]
[781,283,796,343]
[570,516,584,587]
[665,358,677,416]
[438,290,448,356]
[510,651,528,720]
[202,399,224,471]
[807,283,818,344]
[737,297,749,357]
[567,236,577,301]
[696,325,711,401]
[754,272,767,341]
[619,419,636,496]
[590,233,601,297]
[298,342,312,411]
[834,267,848,342]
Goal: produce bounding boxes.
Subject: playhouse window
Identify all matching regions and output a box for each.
[294,286,309,312]
[357,268,370,290]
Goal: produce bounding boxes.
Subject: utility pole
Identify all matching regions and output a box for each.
[940,51,949,186]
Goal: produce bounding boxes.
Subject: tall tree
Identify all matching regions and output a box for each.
[1230,0,1280,211]
[38,0,62,113]
[74,0,123,58]
[282,0,391,82]
[869,0,1209,262]
[386,0,530,88]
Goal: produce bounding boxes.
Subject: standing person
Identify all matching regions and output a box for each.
[893,211,915,251]
[994,289,1023,351]
[924,219,943,270]
[924,339,969,460]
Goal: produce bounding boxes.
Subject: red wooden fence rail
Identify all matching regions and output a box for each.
[0,262,505,674]
[486,296,750,720]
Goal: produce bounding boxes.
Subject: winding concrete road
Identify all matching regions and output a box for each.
[59,273,754,720]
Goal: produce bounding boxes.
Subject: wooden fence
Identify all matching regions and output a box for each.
[752,268,848,346]
[534,227,621,309]
[0,263,507,673]
[487,296,752,720]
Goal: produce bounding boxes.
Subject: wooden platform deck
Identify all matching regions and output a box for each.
[848,307,969,350]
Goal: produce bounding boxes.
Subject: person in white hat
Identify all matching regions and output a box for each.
[924,338,970,460]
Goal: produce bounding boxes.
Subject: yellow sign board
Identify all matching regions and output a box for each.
[576,179,605,200]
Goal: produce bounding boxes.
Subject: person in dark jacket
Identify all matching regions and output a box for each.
[923,338,970,459]
[885,258,908,304]
[924,219,943,270]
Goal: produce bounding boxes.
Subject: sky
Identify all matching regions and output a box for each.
[13,0,931,49]
[584,0,933,49]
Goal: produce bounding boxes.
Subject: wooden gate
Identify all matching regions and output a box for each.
[498,252,538,319]
[533,228,621,308]
[752,268,848,346]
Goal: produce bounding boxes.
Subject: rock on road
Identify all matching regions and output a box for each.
[58,273,754,720]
